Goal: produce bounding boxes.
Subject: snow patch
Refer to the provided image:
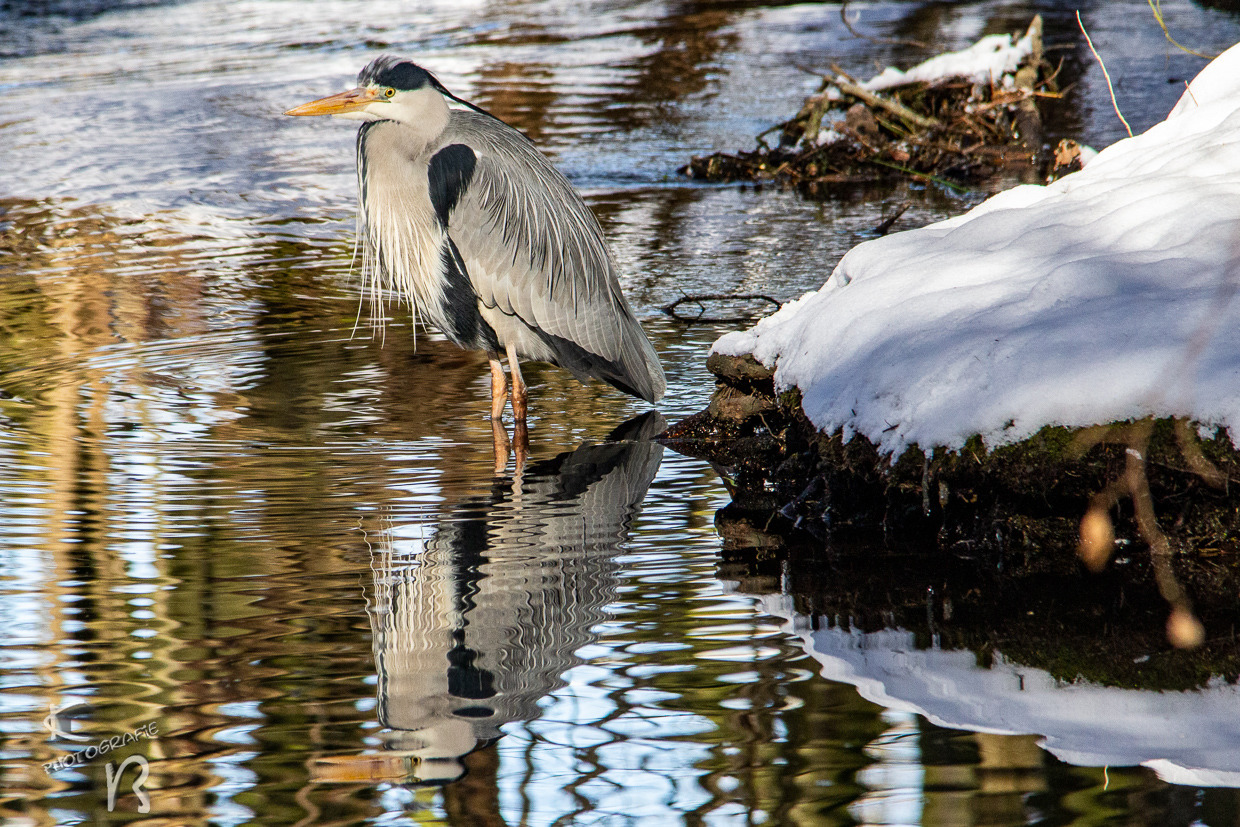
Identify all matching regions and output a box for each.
[715,41,1240,456]
[861,32,1034,91]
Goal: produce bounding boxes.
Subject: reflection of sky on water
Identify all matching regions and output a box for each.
[853,711,925,826]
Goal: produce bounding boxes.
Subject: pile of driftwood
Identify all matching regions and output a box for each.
[682,17,1067,192]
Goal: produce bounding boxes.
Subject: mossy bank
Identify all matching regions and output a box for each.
[662,352,1240,558]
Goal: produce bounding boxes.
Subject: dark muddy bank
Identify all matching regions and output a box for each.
[664,354,1240,552]
[717,518,1240,690]
[662,352,1240,663]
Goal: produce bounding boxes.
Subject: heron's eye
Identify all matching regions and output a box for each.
[382,87,396,99]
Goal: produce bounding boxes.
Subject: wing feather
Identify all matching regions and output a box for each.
[438,111,665,402]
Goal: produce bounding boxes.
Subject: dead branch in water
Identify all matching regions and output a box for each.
[872,201,911,236]
[661,293,782,323]
[682,16,1056,192]
[831,74,942,131]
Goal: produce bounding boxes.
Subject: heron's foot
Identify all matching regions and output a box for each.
[491,418,511,474]
[512,419,528,472]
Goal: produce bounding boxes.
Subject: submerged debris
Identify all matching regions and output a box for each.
[660,293,781,324]
[682,17,1060,191]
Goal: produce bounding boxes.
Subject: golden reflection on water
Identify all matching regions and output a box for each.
[6,0,1240,822]
[0,197,855,824]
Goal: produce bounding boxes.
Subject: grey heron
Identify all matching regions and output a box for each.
[285,56,665,456]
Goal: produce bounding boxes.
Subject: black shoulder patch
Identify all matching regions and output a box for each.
[428,144,477,229]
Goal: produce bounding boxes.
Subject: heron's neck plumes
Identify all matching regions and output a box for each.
[355,121,451,339]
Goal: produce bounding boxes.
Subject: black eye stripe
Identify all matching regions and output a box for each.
[354,55,499,124]
[359,56,435,92]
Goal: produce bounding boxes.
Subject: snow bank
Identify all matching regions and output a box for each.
[715,42,1240,456]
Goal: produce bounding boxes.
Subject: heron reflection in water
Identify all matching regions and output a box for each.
[286,56,665,466]
[311,413,664,787]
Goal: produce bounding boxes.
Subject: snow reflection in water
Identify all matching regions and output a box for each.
[758,593,1240,789]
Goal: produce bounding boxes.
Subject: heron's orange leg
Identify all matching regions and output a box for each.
[488,353,509,422]
[503,344,528,471]
[488,353,512,474]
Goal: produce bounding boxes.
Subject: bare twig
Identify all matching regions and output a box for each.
[1012,16,1044,155]
[1174,419,1226,490]
[839,0,929,50]
[831,77,942,131]
[1123,425,1204,649]
[872,202,910,236]
[1076,10,1132,138]
[661,293,782,323]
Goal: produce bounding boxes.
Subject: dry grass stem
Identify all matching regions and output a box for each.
[1076,10,1132,138]
[1148,0,1216,60]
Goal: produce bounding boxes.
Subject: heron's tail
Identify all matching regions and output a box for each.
[607,315,665,403]
[534,307,665,404]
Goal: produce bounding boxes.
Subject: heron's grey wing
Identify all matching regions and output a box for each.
[435,113,665,403]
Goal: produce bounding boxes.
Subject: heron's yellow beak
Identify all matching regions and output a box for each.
[284,87,379,117]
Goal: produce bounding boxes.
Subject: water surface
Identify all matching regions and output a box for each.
[4,0,1240,823]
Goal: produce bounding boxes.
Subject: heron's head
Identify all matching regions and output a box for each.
[285,56,451,127]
